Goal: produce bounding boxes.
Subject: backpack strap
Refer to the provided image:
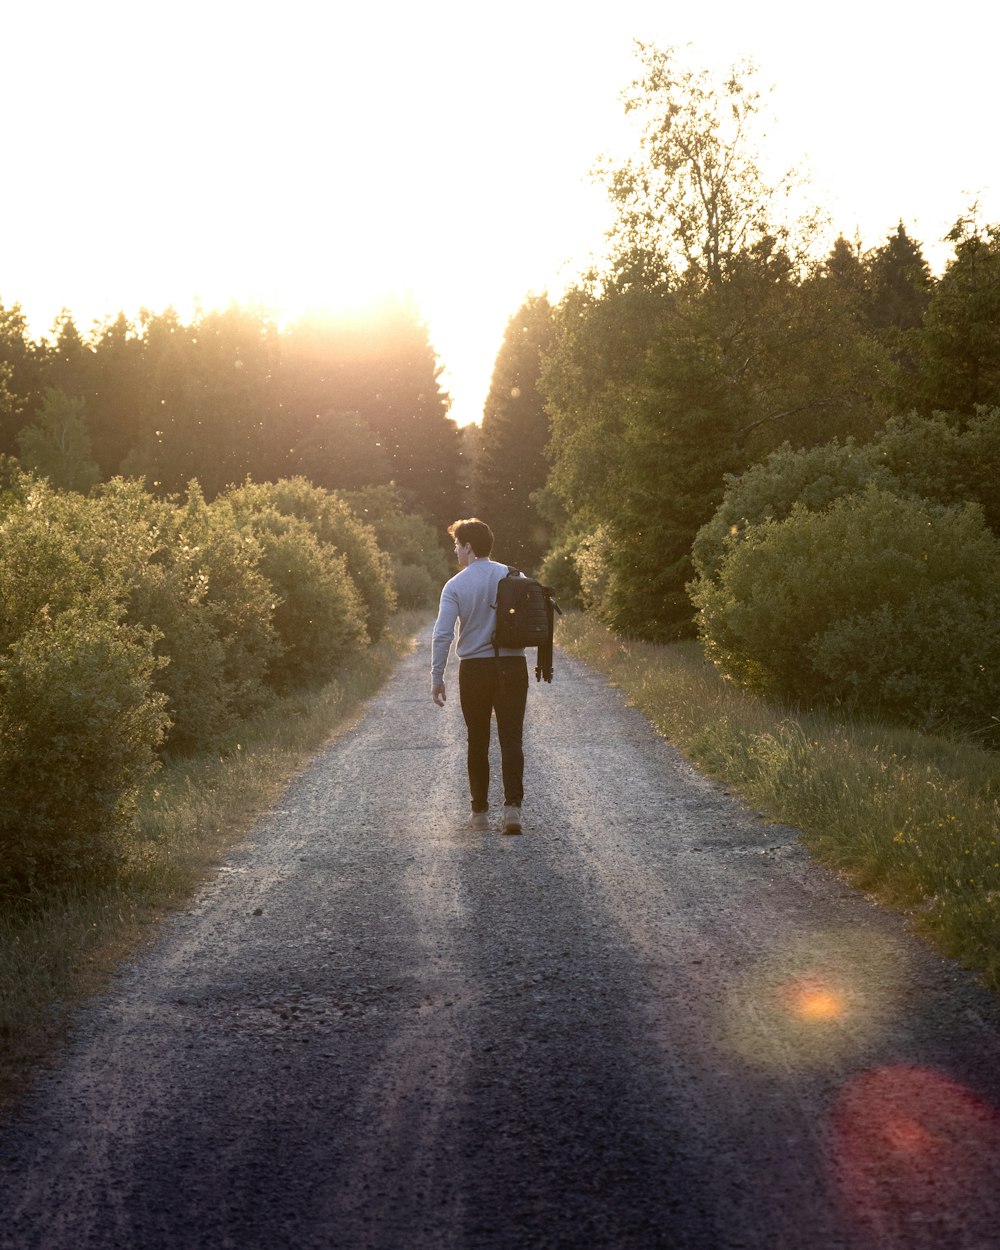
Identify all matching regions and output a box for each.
[535,587,562,683]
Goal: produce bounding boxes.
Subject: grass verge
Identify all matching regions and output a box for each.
[559,612,1000,992]
[0,611,424,1114]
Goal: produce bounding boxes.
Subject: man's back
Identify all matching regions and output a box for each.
[431,559,524,681]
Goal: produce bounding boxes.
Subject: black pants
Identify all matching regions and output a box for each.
[458,656,528,812]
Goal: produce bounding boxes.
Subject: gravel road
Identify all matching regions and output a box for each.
[3,627,1000,1250]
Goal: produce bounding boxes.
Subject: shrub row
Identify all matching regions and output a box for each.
[0,470,400,894]
[340,485,451,609]
[689,409,1000,745]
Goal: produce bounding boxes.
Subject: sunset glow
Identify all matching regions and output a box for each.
[5,0,998,425]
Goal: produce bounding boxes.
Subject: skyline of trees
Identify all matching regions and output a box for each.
[502,46,998,646]
[1,196,992,574]
[2,43,999,601]
[0,297,463,532]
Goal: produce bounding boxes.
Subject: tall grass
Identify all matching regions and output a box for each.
[0,613,423,1113]
[559,613,1000,990]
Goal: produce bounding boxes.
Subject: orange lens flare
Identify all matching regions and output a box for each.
[721,929,908,1070]
[793,986,843,1021]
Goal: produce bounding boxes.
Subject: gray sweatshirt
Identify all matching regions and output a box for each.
[431,559,525,684]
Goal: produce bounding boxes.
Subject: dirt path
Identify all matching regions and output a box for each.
[3,628,1000,1249]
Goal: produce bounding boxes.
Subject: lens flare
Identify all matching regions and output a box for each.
[829,1065,1000,1246]
[791,983,844,1022]
[721,928,904,1070]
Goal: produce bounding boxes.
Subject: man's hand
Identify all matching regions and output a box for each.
[432,682,446,707]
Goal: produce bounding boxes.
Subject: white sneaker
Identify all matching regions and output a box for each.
[501,805,523,835]
[469,810,490,832]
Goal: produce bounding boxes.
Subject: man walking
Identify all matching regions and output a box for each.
[431,518,527,834]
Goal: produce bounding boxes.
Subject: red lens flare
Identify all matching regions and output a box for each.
[829,1065,1000,1247]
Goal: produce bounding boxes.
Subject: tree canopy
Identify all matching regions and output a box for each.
[539,45,885,639]
[602,44,803,286]
[0,298,461,525]
[900,214,1000,415]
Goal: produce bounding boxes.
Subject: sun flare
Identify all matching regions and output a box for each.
[791,984,844,1022]
[5,3,997,428]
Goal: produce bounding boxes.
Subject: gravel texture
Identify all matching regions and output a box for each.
[3,628,1000,1249]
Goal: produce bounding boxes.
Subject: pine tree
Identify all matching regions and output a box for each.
[905,214,1000,416]
[825,235,867,304]
[864,222,933,335]
[87,313,147,476]
[475,295,556,571]
[0,300,44,452]
[44,312,93,400]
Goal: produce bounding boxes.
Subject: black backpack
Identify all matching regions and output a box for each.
[492,566,562,682]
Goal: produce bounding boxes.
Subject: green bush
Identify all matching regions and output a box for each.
[344,485,448,568]
[570,522,690,639]
[811,586,1000,743]
[693,487,1000,741]
[537,537,584,609]
[379,513,449,585]
[692,410,1000,589]
[591,521,703,642]
[42,478,280,753]
[166,485,279,739]
[233,507,368,690]
[224,478,395,640]
[0,469,383,897]
[89,480,236,751]
[691,440,895,581]
[0,491,95,651]
[572,526,614,614]
[393,562,439,609]
[875,406,1000,534]
[341,483,451,609]
[0,605,168,893]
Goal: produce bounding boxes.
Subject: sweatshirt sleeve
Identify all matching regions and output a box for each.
[431,583,460,684]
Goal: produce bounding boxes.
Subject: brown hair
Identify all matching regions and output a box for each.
[448,517,494,557]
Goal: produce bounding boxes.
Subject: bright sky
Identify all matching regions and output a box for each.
[4,0,998,426]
